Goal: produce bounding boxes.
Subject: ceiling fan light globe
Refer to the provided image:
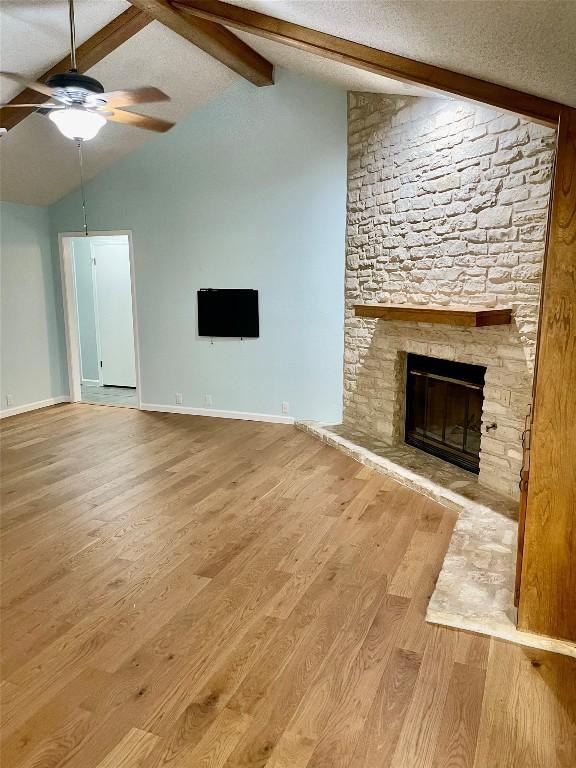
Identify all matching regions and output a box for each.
[48,107,106,141]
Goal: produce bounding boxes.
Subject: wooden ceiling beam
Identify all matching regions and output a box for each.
[172,0,563,126]
[128,0,273,86]
[0,7,152,132]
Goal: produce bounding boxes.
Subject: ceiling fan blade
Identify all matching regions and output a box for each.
[98,87,170,109]
[0,71,54,98]
[105,108,175,133]
[0,102,61,108]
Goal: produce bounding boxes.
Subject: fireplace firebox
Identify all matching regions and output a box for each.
[405,354,486,473]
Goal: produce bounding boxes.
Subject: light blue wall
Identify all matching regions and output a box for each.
[51,70,347,421]
[0,202,68,410]
[71,237,100,382]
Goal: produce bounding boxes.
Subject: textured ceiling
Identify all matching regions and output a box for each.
[1,0,574,206]
[0,10,238,205]
[0,0,130,102]
[231,0,576,107]
[234,29,433,98]
[0,0,429,205]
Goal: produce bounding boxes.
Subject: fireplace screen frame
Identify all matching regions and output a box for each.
[404,354,486,474]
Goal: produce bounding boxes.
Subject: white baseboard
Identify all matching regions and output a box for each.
[0,396,70,419]
[140,403,294,425]
[81,379,101,386]
[0,398,295,425]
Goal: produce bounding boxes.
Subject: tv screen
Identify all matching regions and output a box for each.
[197,289,259,338]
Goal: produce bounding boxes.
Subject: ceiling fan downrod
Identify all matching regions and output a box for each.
[68,0,78,72]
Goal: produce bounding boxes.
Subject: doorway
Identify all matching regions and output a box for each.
[59,232,140,408]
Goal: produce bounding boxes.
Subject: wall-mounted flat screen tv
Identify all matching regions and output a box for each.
[197,289,259,338]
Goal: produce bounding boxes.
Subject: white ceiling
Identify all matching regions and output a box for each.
[0,1,130,102]
[232,0,576,107]
[0,18,238,206]
[234,29,433,98]
[1,0,574,206]
[0,2,242,205]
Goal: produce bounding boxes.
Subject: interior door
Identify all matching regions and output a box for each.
[93,239,137,388]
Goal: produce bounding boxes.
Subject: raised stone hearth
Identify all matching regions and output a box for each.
[344,93,555,500]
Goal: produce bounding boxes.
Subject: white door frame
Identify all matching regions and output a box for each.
[58,230,142,408]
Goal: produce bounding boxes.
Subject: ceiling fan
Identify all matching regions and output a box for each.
[0,0,174,141]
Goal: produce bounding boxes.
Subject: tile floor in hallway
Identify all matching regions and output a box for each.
[81,384,138,407]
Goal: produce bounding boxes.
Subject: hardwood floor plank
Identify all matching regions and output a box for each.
[157,706,252,768]
[473,641,576,768]
[142,614,280,762]
[389,625,458,768]
[0,667,108,768]
[349,646,422,768]
[14,708,93,768]
[303,593,410,768]
[284,580,400,743]
[93,727,159,768]
[432,662,486,768]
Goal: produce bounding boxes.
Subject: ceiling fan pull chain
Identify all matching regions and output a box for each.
[77,139,88,236]
[69,0,77,72]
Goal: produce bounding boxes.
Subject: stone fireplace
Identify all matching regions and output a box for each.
[343,94,556,500]
[294,91,570,656]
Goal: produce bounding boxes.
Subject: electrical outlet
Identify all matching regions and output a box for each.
[6,393,14,406]
[204,394,213,407]
[175,392,183,405]
[282,401,289,415]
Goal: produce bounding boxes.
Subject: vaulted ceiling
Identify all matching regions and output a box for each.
[1,0,575,206]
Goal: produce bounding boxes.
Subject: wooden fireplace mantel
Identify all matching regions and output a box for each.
[354,303,512,327]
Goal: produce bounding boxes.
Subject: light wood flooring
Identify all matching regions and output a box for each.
[1,404,574,768]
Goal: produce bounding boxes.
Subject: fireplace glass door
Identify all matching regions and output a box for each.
[405,354,485,473]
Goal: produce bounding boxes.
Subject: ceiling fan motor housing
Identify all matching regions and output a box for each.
[45,71,105,104]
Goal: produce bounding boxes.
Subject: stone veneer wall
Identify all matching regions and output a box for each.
[345,95,556,499]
